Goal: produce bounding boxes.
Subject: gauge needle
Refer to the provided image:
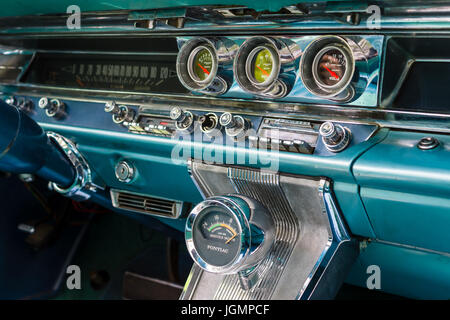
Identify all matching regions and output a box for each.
[256,64,269,76]
[197,63,210,75]
[322,65,340,80]
[226,233,237,244]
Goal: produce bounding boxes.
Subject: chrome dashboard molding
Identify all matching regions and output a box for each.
[213,167,299,299]
[5,3,450,35]
[181,161,358,300]
[46,131,93,201]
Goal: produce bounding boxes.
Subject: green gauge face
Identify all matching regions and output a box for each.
[252,48,274,83]
[192,48,213,81]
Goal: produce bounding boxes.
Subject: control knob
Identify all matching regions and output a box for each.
[319,121,351,152]
[170,106,194,133]
[105,101,135,124]
[219,112,248,139]
[38,97,66,119]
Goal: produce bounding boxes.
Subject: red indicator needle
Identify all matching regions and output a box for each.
[197,63,210,75]
[256,64,270,76]
[323,65,340,80]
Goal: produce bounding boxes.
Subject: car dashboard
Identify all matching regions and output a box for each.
[0,1,449,300]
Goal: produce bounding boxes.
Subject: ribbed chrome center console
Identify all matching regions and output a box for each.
[181,160,359,300]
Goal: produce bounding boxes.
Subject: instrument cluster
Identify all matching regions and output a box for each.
[176,35,382,106]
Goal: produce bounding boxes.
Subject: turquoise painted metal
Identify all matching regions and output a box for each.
[1,0,449,299]
[38,120,388,240]
[353,131,450,254]
[346,241,450,299]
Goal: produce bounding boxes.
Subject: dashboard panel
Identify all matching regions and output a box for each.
[0,3,449,300]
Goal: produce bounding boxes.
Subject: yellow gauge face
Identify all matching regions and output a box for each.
[192,48,213,81]
[252,48,274,83]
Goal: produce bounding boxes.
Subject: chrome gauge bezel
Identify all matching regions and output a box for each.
[300,36,356,101]
[245,45,280,88]
[234,36,299,99]
[177,38,219,91]
[176,37,238,96]
[185,196,251,274]
[186,45,216,85]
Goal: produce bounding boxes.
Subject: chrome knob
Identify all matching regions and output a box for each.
[5,96,15,106]
[219,112,236,129]
[219,112,248,139]
[45,99,66,119]
[169,106,186,122]
[105,101,134,124]
[104,101,120,114]
[319,121,351,152]
[38,97,49,109]
[170,107,194,133]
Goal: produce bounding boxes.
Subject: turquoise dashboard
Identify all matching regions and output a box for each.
[0,1,449,300]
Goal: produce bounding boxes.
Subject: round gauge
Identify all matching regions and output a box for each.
[192,206,241,267]
[245,46,278,87]
[187,46,215,83]
[246,46,275,85]
[234,37,289,97]
[313,47,347,87]
[176,38,220,92]
[185,195,275,275]
[300,37,355,101]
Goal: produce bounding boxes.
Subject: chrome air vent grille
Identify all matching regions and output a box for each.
[110,189,184,219]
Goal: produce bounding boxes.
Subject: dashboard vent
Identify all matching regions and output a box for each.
[110,189,185,219]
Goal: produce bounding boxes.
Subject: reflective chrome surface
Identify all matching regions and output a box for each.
[182,161,357,300]
[47,132,94,200]
[185,194,275,289]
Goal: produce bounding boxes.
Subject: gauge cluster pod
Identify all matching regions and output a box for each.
[185,194,275,278]
[233,36,301,99]
[300,35,377,102]
[176,37,238,96]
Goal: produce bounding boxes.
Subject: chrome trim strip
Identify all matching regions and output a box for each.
[296,179,358,299]
[213,168,299,300]
[373,239,450,257]
[47,131,93,200]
